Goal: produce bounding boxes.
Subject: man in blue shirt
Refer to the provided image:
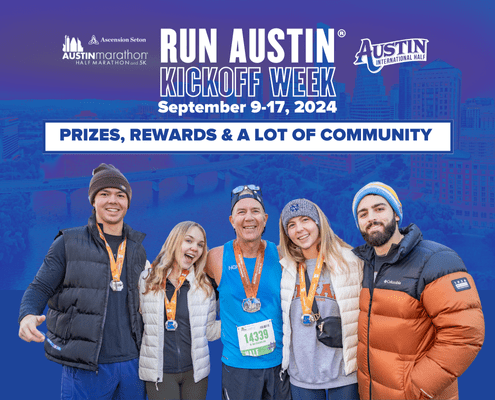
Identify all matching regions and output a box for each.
[206,184,289,400]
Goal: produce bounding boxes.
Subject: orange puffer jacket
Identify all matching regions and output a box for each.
[353,224,484,400]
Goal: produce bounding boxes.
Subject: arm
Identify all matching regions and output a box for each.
[409,251,485,399]
[205,292,221,341]
[19,235,67,343]
[205,246,223,287]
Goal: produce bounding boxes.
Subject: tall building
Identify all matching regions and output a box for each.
[461,97,495,129]
[410,150,495,230]
[460,129,495,160]
[0,117,19,160]
[398,61,421,119]
[411,59,462,150]
[389,84,399,120]
[350,64,392,120]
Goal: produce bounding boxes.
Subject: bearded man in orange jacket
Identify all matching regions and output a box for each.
[351,182,484,400]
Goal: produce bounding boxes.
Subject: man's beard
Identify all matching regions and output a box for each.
[360,218,397,247]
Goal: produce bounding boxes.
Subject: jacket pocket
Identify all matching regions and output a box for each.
[61,305,76,343]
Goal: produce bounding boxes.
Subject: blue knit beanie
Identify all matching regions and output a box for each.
[352,182,402,227]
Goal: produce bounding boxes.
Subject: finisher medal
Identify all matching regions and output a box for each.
[166,320,178,331]
[301,313,315,325]
[96,223,127,294]
[242,297,261,313]
[164,269,190,331]
[110,280,124,291]
[299,252,325,325]
[233,240,265,313]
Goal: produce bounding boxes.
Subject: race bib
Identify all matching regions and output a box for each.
[237,319,276,357]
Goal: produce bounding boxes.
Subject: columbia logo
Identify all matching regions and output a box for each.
[452,277,471,292]
[384,279,401,285]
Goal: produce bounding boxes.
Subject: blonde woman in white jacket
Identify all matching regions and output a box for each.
[139,221,220,400]
[279,199,363,400]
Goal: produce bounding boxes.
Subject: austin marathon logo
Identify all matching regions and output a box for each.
[354,37,428,73]
[62,34,148,66]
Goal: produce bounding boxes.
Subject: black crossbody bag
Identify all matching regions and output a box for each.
[304,269,343,348]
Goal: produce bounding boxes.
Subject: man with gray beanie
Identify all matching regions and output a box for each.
[19,163,147,400]
[351,182,484,400]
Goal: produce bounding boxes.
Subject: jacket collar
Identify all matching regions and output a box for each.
[280,257,297,278]
[165,263,197,283]
[352,223,423,263]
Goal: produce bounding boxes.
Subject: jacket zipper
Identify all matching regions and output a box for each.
[176,328,181,371]
[367,261,376,400]
[94,235,112,375]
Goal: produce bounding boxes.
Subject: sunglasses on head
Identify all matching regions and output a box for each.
[231,184,261,196]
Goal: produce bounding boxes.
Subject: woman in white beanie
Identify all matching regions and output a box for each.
[279,199,363,400]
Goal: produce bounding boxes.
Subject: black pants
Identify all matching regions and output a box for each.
[222,363,291,400]
[146,370,208,400]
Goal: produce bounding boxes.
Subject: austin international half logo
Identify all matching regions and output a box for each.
[354,38,428,73]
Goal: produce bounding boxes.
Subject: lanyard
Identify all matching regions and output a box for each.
[298,252,324,315]
[165,269,190,321]
[96,223,127,282]
[233,239,265,299]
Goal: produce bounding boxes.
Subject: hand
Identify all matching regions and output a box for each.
[19,314,46,343]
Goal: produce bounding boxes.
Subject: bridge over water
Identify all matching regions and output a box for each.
[0,158,257,213]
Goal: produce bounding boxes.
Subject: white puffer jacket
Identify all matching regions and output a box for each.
[139,265,221,383]
[280,246,363,376]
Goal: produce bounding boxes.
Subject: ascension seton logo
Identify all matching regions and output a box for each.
[354,38,428,73]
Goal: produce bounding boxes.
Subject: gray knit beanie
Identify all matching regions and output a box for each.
[88,163,132,206]
[281,199,320,235]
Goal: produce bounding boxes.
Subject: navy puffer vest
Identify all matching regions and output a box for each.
[44,215,146,371]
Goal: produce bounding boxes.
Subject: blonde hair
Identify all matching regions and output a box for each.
[143,221,212,296]
[279,200,353,274]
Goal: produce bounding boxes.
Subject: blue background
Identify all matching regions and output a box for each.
[1,0,493,398]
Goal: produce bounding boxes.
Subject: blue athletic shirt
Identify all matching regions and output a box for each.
[219,240,283,369]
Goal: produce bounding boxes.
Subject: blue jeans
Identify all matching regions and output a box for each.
[61,358,145,400]
[290,383,359,400]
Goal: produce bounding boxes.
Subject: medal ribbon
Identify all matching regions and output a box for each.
[165,269,190,321]
[298,252,324,316]
[233,239,265,299]
[96,223,127,282]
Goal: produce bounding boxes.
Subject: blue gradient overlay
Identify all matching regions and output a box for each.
[1,0,493,398]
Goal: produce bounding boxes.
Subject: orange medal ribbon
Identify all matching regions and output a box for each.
[96,223,127,286]
[298,252,324,323]
[165,269,190,322]
[233,239,265,301]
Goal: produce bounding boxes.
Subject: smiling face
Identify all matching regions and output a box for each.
[287,215,320,259]
[229,197,268,244]
[92,188,129,233]
[356,194,399,248]
[179,226,205,269]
